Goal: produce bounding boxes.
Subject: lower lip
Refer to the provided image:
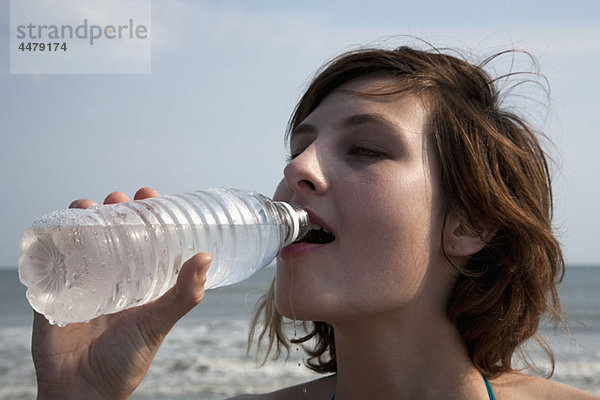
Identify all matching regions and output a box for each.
[279,241,333,259]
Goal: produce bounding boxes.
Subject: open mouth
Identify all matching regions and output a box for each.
[294,223,336,244]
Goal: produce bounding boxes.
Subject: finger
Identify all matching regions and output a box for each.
[134,187,159,200]
[69,199,98,209]
[104,191,130,205]
[31,311,62,356]
[31,311,51,360]
[149,253,212,330]
[33,310,50,333]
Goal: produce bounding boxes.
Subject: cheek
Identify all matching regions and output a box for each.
[272,179,292,202]
[340,176,439,295]
[344,212,430,301]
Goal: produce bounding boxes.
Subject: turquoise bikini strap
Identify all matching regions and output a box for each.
[483,375,497,400]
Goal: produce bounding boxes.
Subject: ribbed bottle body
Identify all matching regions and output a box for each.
[18,188,302,326]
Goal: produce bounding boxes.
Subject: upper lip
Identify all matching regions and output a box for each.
[303,208,335,235]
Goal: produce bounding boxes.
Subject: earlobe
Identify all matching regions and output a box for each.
[443,215,496,257]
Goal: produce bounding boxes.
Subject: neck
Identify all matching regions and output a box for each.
[330,305,488,400]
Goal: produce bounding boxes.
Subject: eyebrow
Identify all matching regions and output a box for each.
[341,113,398,130]
[290,113,400,140]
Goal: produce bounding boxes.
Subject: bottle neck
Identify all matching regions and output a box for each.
[273,201,309,246]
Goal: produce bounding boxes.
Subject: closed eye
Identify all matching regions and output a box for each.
[347,146,387,159]
[285,151,302,163]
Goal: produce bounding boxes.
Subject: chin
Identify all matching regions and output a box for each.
[274,282,359,323]
[274,284,313,321]
[274,283,333,322]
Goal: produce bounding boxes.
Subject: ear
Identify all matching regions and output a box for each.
[443,214,496,257]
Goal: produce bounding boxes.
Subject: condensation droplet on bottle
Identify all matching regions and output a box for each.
[117,296,127,309]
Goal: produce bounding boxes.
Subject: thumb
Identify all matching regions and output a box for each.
[147,253,212,330]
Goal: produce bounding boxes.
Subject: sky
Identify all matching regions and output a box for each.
[1,0,599,267]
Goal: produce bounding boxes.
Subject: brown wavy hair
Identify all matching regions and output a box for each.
[248,45,566,378]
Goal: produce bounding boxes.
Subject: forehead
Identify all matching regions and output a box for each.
[296,76,430,137]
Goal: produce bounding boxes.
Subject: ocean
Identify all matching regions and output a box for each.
[1,266,599,399]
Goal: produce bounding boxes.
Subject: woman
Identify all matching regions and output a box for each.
[32,46,599,399]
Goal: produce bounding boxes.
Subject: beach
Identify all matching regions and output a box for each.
[1,266,599,399]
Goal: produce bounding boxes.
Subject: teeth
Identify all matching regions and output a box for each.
[309,222,332,234]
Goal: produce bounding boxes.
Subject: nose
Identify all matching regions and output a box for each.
[283,144,328,199]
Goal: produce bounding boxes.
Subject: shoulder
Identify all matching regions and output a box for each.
[490,372,600,400]
[227,374,336,400]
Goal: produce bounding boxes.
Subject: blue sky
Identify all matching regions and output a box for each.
[1,0,599,266]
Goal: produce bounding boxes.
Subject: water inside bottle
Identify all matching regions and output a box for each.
[19,221,283,325]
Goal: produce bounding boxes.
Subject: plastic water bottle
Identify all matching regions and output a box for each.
[18,188,309,326]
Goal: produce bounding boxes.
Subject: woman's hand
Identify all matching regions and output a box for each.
[32,187,212,400]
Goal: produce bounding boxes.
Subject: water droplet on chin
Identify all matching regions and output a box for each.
[57,322,67,328]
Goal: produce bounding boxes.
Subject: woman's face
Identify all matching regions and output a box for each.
[274,76,452,323]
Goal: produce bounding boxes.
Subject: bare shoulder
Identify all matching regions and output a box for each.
[491,372,600,400]
[227,374,336,400]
